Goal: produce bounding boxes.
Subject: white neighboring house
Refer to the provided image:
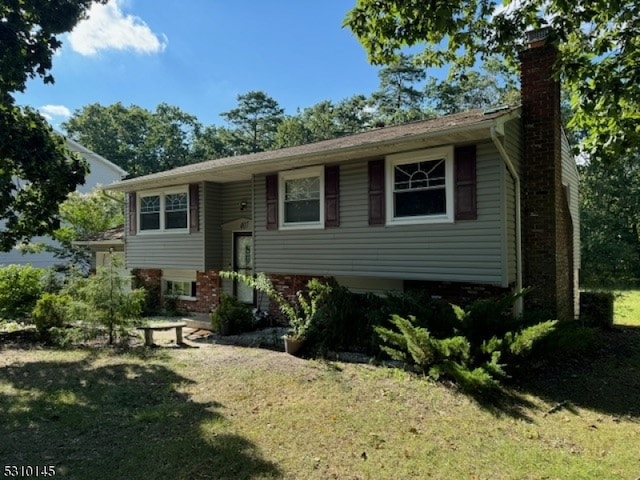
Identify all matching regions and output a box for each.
[0,137,127,269]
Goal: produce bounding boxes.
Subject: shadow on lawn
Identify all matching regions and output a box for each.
[458,325,640,421]
[515,325,640,419]
[0,351,281,480]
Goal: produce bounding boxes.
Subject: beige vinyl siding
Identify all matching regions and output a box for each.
[203,182,223,270]
[561,132,580,270]
[501,118,522,285]
[220,181,253,296]
[254,141,505,285]
[222,181,252,225]
[125,184,205,270]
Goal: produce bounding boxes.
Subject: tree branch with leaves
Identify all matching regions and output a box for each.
[344,0,640,162]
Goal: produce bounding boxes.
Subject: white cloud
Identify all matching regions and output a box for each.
[39,105,72,121]
[69,0,168,56]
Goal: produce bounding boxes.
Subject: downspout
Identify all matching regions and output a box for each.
[491,125,524,316]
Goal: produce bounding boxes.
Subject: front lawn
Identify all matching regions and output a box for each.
[615,289,640,326]
[1,321,639,479]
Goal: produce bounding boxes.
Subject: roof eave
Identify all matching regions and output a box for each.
[106,112,517,193]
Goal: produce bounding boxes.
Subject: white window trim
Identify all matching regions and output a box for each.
[162,269,197,301]
[138,187,189,234]
[385,146,455,226]
[278,166,325,230]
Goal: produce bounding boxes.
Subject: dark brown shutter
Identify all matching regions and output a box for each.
[128,192,137,236]
[189,183,200,233]
[266,174,278,230]
[368,159,385,225]
[454,145,477,220]
[324,165,340,228]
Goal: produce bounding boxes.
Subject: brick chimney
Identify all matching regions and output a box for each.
[520,28,574,320]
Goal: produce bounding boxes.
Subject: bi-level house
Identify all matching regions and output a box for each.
[107,29,579,320]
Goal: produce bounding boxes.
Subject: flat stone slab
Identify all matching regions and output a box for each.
[137,321,187,346]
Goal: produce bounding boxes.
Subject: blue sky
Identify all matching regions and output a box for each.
[16,0,386,130]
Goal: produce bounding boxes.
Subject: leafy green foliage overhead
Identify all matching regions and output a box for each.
[0,0,105,96]
[0,0,102,250]
[0,105,88,251]
[344,0,640,161]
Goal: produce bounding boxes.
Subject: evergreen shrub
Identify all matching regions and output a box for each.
[0,264,46,319]
[32,292,71,334]
[211,294,254,335]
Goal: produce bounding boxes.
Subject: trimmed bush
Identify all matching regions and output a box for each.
[32,293,72,334]
[0,264,46,319]
[580,291,615,328]
[305,279,381,354]
[211,294,254,335]
[368,289,459,339]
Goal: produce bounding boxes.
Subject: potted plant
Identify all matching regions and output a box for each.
[219,272,331,355]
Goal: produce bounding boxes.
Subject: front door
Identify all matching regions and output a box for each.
[233,232,254,304]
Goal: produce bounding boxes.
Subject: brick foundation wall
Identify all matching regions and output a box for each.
[520,32,574,320]
[133,268,223,315]
[404,280,512,308]
[267,274,330,322]
[189,270,222,314]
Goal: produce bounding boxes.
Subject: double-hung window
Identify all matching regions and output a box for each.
[139,189,189,233]
[140,195,161,231]
[279,166,324,229]
[386,146,454,225]
[165,192,188,229]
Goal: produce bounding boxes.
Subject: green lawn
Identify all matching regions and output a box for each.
[1,316,639,480]
[614,290,640,326]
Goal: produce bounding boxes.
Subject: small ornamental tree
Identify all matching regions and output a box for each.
[65,253,144,344]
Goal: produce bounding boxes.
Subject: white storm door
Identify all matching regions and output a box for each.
[233,232,254,304]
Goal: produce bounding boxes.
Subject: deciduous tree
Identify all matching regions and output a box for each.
[0,0,102,250]
[580,157,640,287]
[63,103,205,176]
[344,0,640,161]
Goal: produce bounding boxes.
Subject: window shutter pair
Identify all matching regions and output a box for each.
[127,183,200,236]
[265,166,340,229]
[367,145,477,223]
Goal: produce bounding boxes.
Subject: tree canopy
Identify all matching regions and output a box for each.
[220,91,285,154]
[63,102,205,177]
[0,0,104,251]
[370,53,428,125]
[580,156,640,287]
[344,0,640,162]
